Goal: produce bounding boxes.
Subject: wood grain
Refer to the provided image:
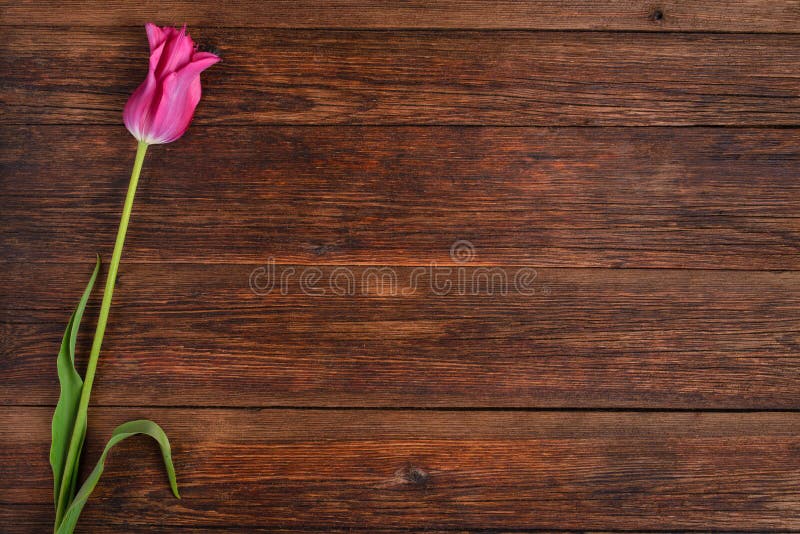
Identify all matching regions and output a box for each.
[3,408,800,531]
[3,262,800,408]
[2,1,800,32]
[4,1,800,531]
[3,0,800,32]
[3,29,800,126]
[3,126,800,268]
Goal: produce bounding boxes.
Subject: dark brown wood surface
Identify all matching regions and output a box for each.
[4,126,800,268]
[3,262,800,408]
[2,1,800,32]
[4,408,800,531]
[4,30,800,126]
[2,2,800,532]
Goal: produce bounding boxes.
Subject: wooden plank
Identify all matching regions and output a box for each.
[3,126,800,269]
[3,30,800,126]
[3,408,800,530]
[2,1,800,32]
[0,519,622,534]
[3,262,800,408]
[1,1,799,32]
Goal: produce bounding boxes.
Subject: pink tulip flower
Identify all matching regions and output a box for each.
[123,23,220,145]
[52,22,223,534]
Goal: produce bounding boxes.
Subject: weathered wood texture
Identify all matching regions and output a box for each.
[4,126,800,268]
[4,29,800,126]
[2,1,800,32]
[3,1,800,531]
[3,263,800,408]
[3,408,800,531]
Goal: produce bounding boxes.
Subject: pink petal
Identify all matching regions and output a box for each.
[147,54,220,143]
[144,23,166,52]
[155,26,195,79]
[184,53,222,77]
[123,41,166,142]
[191,51,220,63]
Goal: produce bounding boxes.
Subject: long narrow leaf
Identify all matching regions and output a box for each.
[50,255,101,508]
[56,419,180,534]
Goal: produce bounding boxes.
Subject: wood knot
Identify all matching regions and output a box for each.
[312,245,333,256]
[649,8,664,22]
[399,465,430,487]
[197,43,222,56]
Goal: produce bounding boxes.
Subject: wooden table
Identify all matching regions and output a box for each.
[2,1,800,531]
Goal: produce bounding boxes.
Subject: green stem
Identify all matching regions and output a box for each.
[54,140,148,531]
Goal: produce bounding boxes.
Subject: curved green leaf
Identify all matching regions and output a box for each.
[50,255,101,508]
[56,419,180,534]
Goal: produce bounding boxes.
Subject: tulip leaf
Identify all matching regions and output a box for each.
[51,255,101,508]
[56,419,180,534]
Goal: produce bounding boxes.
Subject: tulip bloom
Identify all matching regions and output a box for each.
[52,23,218,534]
[123,23,220,145]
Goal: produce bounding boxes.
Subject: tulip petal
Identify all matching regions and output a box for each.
[156,26,195,80]
[147,54,220,144]
[145,23,166,52]
[191,51,220,63]
[123,41,166,142]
